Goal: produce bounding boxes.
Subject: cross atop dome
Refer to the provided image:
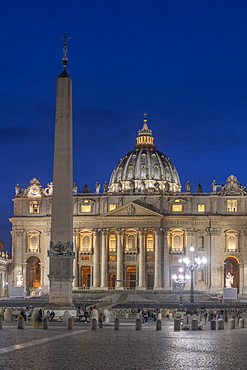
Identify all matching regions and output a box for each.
[136,114,155,147]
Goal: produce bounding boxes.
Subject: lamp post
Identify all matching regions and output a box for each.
[172,267,190,307]
[178,245,207,313]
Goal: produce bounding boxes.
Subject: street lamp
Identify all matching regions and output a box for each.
[172,267,190,306]
[178,245,207,313]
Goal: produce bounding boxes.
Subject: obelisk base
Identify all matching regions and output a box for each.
[48,275,74,307]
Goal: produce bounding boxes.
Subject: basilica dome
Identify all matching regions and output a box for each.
[108,117,181,193]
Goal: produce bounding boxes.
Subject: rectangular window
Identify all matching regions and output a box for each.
[172,204,183,212]
[227,200,237,212]
[109,256,116,261]
[81,205,92,213]
[82,256,90,260]
[109,204,116,211]
[197,204,205,212]
[29,201,39,214]
[147,256,154,261]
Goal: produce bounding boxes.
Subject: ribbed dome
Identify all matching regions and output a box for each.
[109,117,181,193]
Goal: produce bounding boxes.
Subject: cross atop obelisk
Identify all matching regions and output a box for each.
[60,32,71,70]
[47,34,74,307]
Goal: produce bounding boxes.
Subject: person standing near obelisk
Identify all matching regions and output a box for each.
[47,33,75,307]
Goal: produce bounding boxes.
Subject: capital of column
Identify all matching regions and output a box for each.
[154,228,163,235]
[116,228,124,235]
[16,229,24,237]
[92,228,100,236]
[139,228,145,236]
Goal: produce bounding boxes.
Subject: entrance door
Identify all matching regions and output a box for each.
[26,256,41,288]
[81,266,91,288]
[126,266,136,289]
[109,274,116,289]
[224,256,239,292]
[146,273,154,290]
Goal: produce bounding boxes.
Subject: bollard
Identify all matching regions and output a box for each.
[4,309,11,322]
[210,320,216,330]
[230,318,235,329]
[0,317,2,329]
[17,316,25,329]
[91,317,97,330]
[114,318,120,330]
[191,318,198,330]
[217,318,224,330]
[135,318,142,330]
[43,317,49,330]
[239,318,244,328]
[156,319,162,331]
[158,313,162,320]
[67,317,73,330]
[174,318,180,331]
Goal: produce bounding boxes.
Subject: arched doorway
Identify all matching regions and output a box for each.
[26,256,41,288]
[126,266,136,289]
[224,256,239,292]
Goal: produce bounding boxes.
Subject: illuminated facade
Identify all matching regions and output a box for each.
[10,118,247,295]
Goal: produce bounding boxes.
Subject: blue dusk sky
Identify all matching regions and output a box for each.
[1,0,247,252]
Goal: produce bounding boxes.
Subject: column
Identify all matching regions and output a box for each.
[239,263,244,295]
[163,229,170,290]
[154,228,162,290]
[42,229,51,292]
[73,229,78,288]
[116,229,124,289]
[241,230,247,294]
[207,228,221,292]
[14,229,25,285]
[93,229,100,288]
[100,229,108,288]
[138,229,145,289]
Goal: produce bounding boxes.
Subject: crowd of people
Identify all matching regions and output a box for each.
[138,308,160,324]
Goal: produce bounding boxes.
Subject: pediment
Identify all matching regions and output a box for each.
[101,201,162,218]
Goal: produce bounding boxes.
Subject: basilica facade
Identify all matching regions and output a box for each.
[10,117,247,295]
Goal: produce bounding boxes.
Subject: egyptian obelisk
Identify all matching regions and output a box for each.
[48,33,75,306]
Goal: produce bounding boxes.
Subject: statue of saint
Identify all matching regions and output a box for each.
[95,182,100,193]
[103,181,108,193]
[225,272,234,288]
[46,182,53,195]
[186,181,191,192]
[16,271,23,287]
[211,180,218,192]
[73,182,78,193]
[15,184,21,196]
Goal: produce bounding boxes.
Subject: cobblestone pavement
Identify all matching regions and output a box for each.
[1,320,247,370]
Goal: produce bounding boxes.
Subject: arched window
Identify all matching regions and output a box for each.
[170,229,184,252]
[225,230,239,252]
[109,235,116,252]
[82,235,90,251]
[146,235,154,252]
[27,231,40,253]
[127,235,135,250]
